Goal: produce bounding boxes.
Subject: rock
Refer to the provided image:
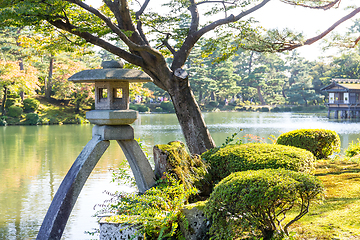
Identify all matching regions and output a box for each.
[179,202,211,240]
[99,218,143,240]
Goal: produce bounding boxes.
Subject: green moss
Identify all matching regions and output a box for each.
[202,143,316,185]
[276,129,341,159]
[183,200,207,212]
[155,141,208,191]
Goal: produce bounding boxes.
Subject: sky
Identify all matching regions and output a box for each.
[85,0,359,61]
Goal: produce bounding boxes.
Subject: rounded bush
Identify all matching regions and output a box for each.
[345,139,360,157]
[204,169,324,239]
[208,101,218,107]
[25,113,39,125]
[201,143,315,183]
[160,101,175,113]
[7,106,23,118]
[23,98,40,112]
[276,129,340,159]
[5,98,17,109]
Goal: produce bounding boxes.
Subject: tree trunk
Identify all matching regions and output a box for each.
[257,86,266,105]
[168,71,216,155]
[1,86,8,116]
[45,57,54,100]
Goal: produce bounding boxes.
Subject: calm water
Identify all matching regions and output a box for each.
[1,112,360,239]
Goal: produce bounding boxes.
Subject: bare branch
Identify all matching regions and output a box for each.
[196,0,237,6]
[281,6,360,51]
[280,0,341,10]
[135,0,151,45]
[188,0,200,34]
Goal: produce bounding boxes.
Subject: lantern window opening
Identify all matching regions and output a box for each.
[99,88,108,100]
[114,88,123,99]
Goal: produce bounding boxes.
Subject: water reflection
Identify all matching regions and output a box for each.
[0,112,359,239]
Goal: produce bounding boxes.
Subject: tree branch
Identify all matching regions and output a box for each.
[281,6,360,51]
[172,0,271,70]
[63,0,164,61]
[48,19,145,67]
[103,0,124,29]
[188,0,200,35]
[135,0,151,45]
[196,0,237,6]
[197,0,271,37]
[280,0,341,10]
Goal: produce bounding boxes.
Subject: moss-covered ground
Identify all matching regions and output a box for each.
[289,158,360,239]
[2,95,88,125]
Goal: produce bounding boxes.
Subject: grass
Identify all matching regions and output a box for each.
[288,157,360,239]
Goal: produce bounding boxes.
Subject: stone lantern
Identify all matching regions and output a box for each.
[37,60,156,240]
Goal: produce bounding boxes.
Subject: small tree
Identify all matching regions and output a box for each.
[205,169,324,240]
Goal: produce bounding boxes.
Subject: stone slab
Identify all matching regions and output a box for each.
[92,125,134,140]
[86,110,138,125]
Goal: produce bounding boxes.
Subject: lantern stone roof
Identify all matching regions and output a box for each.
[69,68,152,83]
[68,60,152,83]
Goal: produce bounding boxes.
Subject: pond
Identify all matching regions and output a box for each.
[1,112,359,239]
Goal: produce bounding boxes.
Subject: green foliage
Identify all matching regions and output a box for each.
[23,98,40,112]
[137,104,150,112]
[0,116,7,126]
[160,101,175,113]
[345,139,360,157]
[7,105,23,118]
[201,143,316,185]
[100,175,197,239]
[260,106,270,112]
[204,169,324,240]
[24,112,39,125]
[276,129,341,159]
[5,97,17,109]
[62,115,86,124]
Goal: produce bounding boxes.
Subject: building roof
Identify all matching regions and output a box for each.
[321,81,360,91]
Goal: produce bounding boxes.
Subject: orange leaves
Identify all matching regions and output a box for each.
[0,60,39,94]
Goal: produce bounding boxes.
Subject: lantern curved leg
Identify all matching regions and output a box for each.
[117,140,156,193]
[36,136,110,240]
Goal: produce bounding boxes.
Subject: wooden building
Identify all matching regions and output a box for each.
[321,79,360,119]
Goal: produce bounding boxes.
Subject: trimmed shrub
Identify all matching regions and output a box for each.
[204,169,324,240]
[23,98,40,112]
[7,106,23,118]
[276,129,341,159]
[201,143,315,184]
[345,139,360,157]
[129,103,138,111]
[208,101,218,107]
[137,104,149,112]
[160,101,175,113]
[260,106,270,112]
[25,113,39,125]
